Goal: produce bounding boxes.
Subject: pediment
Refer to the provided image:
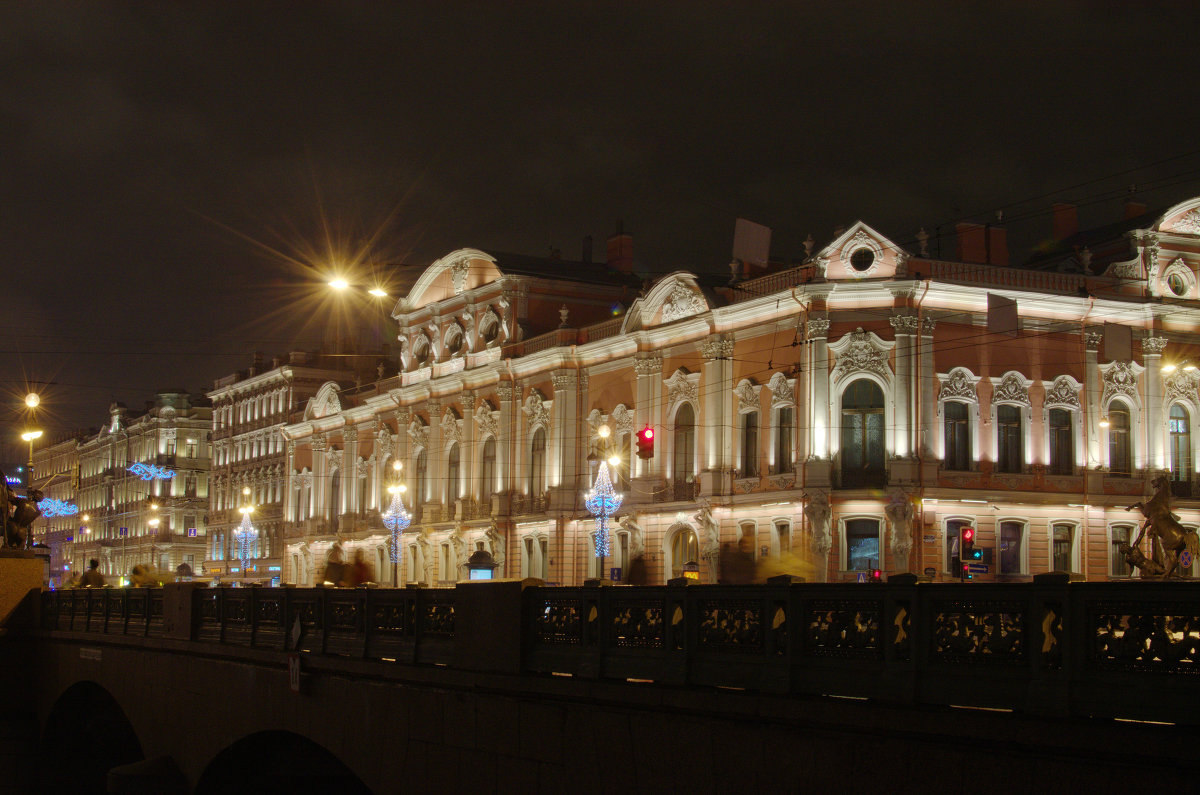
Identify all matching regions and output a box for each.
[399,248,502,313]
[304,382,343,420]
[622,272,710,332]
[814,221,908,281]
[1156,197,1200,235]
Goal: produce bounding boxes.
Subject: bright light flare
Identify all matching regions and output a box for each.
[25,393,40,409]
[329,278,349,290]
[369,287,388,297]
[21,430,42,442]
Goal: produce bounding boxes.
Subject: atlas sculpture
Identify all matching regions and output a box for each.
[1,470,43,549]
[1125,473,1199,579]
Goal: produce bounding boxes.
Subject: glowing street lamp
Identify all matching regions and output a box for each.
[584,460,623,581]
[233,487,258,582]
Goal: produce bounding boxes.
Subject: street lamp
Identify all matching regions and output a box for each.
[382,461,411,586]
[233,487,258,584]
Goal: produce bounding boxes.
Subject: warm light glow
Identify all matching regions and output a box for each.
[1186,364,1199,372]
[392,460,402,472]
[20,430,42,442]
[81,514,90,522]
[149,502,159,511]
[388,485,399,494]
[1162,363,1178,373]
[368,287,388,297]
[240,505,254,515]
[24,393,40,409]
[398,484,407,493]
[597,424,611,439]
[242,486,251,496]
[148,517,160,528]
[329,278,349,290]
[1099,417,1111,428]
[607,455,621,467]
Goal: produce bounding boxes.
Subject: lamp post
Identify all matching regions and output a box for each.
[584,459,623,582]
[233,487,258,584]
[382,461,411,587]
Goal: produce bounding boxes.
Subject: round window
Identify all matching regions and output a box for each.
[850,248,875,273]
[412,336,431,366]
[1168,273,1187,297]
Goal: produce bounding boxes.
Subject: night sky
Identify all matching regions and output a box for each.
[4,1,1200,443]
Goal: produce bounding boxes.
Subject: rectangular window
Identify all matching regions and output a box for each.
[844,519,880,571]
[944,402,970,470]
[441,543,451,583]
[1053,524,1074,572]
[997,405,1023,473]
[999,521,1024,575]
[523,537,534,579]
[1111,525,1132,577]
[1048,408,1073,475]
[539,538,549,580]
[741,412,759,477]
[775,520,790,555]
[772,407,793,474]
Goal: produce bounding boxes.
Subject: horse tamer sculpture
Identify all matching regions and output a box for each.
[1,470,42,549]
[1126,473,1200,579]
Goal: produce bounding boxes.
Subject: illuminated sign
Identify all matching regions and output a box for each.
[38,498,80,518]
[4,476,21,485]
[128,462,176,481]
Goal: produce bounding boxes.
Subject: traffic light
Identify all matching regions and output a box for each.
[870,568,883,583]
[960,525,981,562]
[636,426,655,459]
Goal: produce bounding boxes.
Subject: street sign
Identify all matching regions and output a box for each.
[187,527,197,537]
[609,567,622,581]
[288,653,301,694]
[968,563,988,574]
[856,572,867,583]
[1182,550,1193,569]
[119,527,127,537]
[923,567,937,578]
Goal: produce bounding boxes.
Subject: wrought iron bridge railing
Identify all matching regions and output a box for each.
[36,578,1200,725]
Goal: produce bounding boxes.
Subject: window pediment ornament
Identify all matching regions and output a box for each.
[734,379,761,413]
[991,371,1033,407]
[1165,370,1199,405]
[523,391,552,432]
[450,258,471,294]
[610,403,635,433]
[661,282,708,323]
[1100,360,1144,408]
[407,419,429,451]
[938,368,979,403]
[828,328,894,383]
[664,368,700,409]
[474,403,498,438]
[440,409,462,444]
[356,458,370,478]
[634,357,663,376]
[767,372,795,408]
[1044,376,1082,410]
[1173,209,1200,235]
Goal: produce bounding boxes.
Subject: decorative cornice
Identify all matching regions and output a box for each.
[1084,331,1103,352]
[552,371,578,391]
[807,317,830,339]
[1044,376,1081,410]
[767,372,795,408]
[1175,209,1200,235]
[920,318,936,335]
[992,372,1032,407]
[889,314,919,334]
[938,368,979,403]
[474,404,499,438]
[733,379,761,413]
[1165,371,1199,405]
[496,382,515,401]
[664,369,699,407]
[829,328,894,383]
[634,357,663,376]
[610,403,635,433]
[1101,361,1143,407]
[523,392,552,432]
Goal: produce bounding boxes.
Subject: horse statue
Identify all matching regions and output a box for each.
[1126,473,1200,578]
[1,470,43,549]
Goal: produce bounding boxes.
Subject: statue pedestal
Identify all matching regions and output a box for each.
[0,551,43,627]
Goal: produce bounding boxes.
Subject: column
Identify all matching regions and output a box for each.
[808,316,831,459]
[918,318,937,460]
[889,315,918,459]
[425,399,443,521]
[1143,335,1168,472]
[633,357,663,480]
[460,391,476,510]
[496,383,516,498]
[700,336,734,495]
[1084,331,1102,470]
[551,370,579,494]
[310,433,328,529]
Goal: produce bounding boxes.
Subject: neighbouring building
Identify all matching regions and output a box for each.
[29,431,87,586]
[275,197,1200,586]
[205,351,364,583]
[70,393,212,583]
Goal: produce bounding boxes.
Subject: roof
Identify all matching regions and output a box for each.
[489,251,644,288]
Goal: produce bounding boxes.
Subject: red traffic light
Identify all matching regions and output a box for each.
[643,427,653,440]
[870,568,882,583]
[961,527,974,543]
[636,426,655,459]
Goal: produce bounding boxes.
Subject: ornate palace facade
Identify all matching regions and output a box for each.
[276,198,1200,585]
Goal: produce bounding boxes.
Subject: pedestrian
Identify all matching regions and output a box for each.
[79,559,105,587]
[322,543,345,586]
[346,548,373,586]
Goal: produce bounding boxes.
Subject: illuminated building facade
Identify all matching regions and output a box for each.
[205,352,357,583]
[281,198,1200,585]
[71,394,211,582]
[29,433,86,586]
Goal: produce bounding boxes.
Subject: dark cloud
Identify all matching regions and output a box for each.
[2,0,1199,434]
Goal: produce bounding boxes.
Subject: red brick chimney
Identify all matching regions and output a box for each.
[955,222,1008,266]
[607,232,633,274]
[1052,203,1078,240]
[1124,200,1148,220]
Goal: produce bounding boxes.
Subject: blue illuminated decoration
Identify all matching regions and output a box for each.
[382,489,412,564]
[128,462,176,481]
[38,498,80,518]
[584,461,623,559]
[4,475,21,485]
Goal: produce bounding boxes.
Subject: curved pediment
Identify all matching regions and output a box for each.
[1156,197,1200,235]
[622,272,710,332]
[814,222,908,281]
[398,248,502,313]
[304,382,343,421]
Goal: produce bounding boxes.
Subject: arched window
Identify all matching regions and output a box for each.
[944,401,970,470]
[996,405,1023,473]
[528,428,546,496]
[446,443,460,505]
[329,469,341,532]
[673,404,696,488]
[1048,408,1074,475]
[414,450,427,522]
[772,406,793,474]
[669,527,699,579]
[1108,402,1131,476]
[479,437,496,505]
[841,380,884,487]
[1170,404,1192,496]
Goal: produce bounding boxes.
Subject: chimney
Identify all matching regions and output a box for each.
[988,225,1008,266]
[607,223,633,274]
[1124,200,1148,220]
[1052,203,1078,240]
[955,222,987,265]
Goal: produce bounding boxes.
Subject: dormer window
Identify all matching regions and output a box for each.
[850,248,875,272]
[444,325,464,358]
[479,310,500,346]
[412,335,431,367]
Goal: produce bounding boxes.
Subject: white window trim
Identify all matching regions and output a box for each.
[1102,397,1140,474]
[770,517,792,557]
[995,517,1029,576]
[667,401,700,485]
[1047,520,1081,573]
[1106,522,1138,579]
[943,515,976,574]
[839,514,884,572]
[770,404,796,474]
[1042,376,1084,473]
[988,371,1034,470]
[663,522,700,579]
[1166,400,1198,483]
[939,398,980,469]
[1161,257,1196,299]
[738,519,759,559]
